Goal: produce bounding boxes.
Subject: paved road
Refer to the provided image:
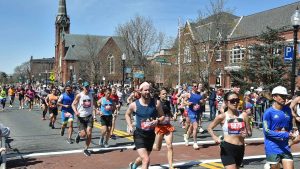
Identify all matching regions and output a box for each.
[0,102,299,169]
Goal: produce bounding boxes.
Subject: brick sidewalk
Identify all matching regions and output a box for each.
[7,143,300,169]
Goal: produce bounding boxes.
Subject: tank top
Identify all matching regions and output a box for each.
[100,97,113,116]
[297,104,300,117]
[159,100,172,125]
[222,112,245,135]
[134,99,157,131]
[77,92,93,117]
[61,93,75,113]
[48,94,58,108]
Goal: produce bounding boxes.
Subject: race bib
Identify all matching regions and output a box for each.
[83,99,91,108]
[64,112,73,118]
[193,104,200,111]
[141,119,155,131]
[160,116,171,125]
[104,104,112,111]
[227,117,245,135]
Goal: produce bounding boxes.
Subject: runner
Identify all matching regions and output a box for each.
[58,85,75,144]
[183,82,202,149]
[17,85,25,109]
[97,88,116,147]
[207,91,252,169]
[263,86,295,169]
[46,88,59,129]
[0,87,7,111]
[152,88,175,169]
[8,85,16,107]
[25,85,35,111]
[110,87,120,140]
[40,85,49,120]
[72,81,94,156]
[125,82,164,169]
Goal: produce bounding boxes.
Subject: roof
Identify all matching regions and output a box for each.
[229,2,300,40]
[64,34,126,61]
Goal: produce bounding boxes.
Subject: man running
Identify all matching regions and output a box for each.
[110,87,120,140]
[125,82,164,169]
[263,86,295,169]
[58,85,75,144]
[46,88,59,129]
[25,85,35,111]
[72,81,94,156]
[17,85,25,109]
[40,85,49,120]
[8,85,16,108]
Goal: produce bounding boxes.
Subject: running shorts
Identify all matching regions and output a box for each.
[77,115,94,131]
[220,141,245,166]
[100,115,113,127]
[49,107,58,116]
[155,124,175,135]
[266,153,293,165]
[134,128,155,151]
[61,110,74,124]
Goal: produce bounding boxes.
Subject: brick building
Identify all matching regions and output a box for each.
[175,2,300,89]
[29,56,54,83]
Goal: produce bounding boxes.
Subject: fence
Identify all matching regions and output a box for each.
[252,100,272,128]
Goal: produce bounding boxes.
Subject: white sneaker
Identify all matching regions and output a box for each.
[264,163,270,169]
[184,134,189,146]
[199,127,204,133]
[193,143,199,150]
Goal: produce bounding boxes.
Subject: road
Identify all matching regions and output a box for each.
[1,102,300,169]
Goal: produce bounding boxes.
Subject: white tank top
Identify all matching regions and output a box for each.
[222,112,245,136]
[77,92,93,117]
[296,104,300,117]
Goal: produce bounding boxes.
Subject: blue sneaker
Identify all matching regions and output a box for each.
[99,137,104,147]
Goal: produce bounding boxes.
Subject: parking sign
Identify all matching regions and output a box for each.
[284,46,293,63]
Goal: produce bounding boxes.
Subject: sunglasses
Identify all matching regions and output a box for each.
[277,94,287,99]
[83,99,91,102]
[228,98,240,104]
[193,86,198,88]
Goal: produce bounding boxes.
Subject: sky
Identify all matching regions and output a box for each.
[0,0,299,74]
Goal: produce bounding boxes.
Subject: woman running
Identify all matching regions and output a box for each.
[152,88,175,169]
[207,91,252,169]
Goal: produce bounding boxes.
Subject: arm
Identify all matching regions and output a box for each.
[263,110,289,140]
[125,102,136,133]
[290,97,300,122]
[155,100,165,123]
[72,94,81,116]
[207,113,225,144]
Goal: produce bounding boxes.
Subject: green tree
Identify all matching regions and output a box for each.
[231,27,291,91]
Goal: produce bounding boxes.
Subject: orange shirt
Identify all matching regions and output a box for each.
[8,88,15,96]
[48,94,58,108]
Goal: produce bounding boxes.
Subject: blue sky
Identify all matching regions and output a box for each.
[0,0,299,74]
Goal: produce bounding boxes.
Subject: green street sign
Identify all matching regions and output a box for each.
[156,58,166,63]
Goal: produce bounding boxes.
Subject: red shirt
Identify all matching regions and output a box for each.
[110,94,119,103]
[97,92,105,100]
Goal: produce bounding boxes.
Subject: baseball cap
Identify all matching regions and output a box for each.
[271,86,289,95]
[83,81,90,87]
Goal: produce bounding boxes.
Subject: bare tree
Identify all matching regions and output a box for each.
[77,35,102,84]
[13,61,31,83]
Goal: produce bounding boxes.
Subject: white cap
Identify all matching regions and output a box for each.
[244,91,251,96]
[271,86,289,95]
[255,87,263,92]
[43,85,46,88]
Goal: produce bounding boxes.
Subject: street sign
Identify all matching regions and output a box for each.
[156,58,166,63]
[284,46,293,63]
[49,73,55,81]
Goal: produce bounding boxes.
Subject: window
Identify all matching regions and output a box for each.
[230,46,245,63]
[215,50,222,61]
[183,42,192,63]
[247,46,254,59]
[108,54,115,74]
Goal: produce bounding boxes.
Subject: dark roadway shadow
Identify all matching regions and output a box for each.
[6,158,43,169]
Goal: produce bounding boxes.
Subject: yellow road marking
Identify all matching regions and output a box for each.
[199,163,223,169]
[93,122,133,141]
[209,162,224,168]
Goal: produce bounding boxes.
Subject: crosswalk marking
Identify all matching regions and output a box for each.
[93,122,133,141]
[209,162,224,168]
[199,162,223,169]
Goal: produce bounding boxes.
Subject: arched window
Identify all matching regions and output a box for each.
[183,42,192,63]
[108,54,115,74]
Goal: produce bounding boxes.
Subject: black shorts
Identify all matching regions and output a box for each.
[77,115,94,131]
[133,128,155,151]
[19,95,24,101]
[49,107,58,116]
[220,141,245,166]
[100,115,113,127]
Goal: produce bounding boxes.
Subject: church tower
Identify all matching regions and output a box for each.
[54,0,70,83]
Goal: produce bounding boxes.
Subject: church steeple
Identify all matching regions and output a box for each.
[58,0,67,16]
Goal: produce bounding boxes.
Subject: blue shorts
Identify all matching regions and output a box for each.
[61,110,74,124]
[266,153,293,165]
[188,112,199,123]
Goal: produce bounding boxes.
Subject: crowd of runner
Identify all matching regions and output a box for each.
[0,81,299,169]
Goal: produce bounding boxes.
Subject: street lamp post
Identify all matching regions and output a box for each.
[121,53,126,87]
[39,73,41,83]
[45,70,48,87]
[102,76,106,86]
[69,65,73,84]
[291,7,300,96]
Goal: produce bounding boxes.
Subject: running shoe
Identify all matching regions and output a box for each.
[99,137,104,147]
[198,127,204,133]
[110,134,117,140]
[52,125,55,129]
[193,143,199,150]
[184,134,189,146]
[75,133,80,144]
[66,138,73,144]
[60,128,65,136]
[83,149,91,156]
[49,122,52,127]
[104,142,109,148]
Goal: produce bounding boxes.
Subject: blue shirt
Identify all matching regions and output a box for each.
[100,97,113,116]
[60,92,75,113]
[188,92,202,115]
[263,106,292,155]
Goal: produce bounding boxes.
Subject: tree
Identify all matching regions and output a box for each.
[115,15,168,81]
[77,35,102,84]
[13,61,31,84]
[231,27,290,91]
